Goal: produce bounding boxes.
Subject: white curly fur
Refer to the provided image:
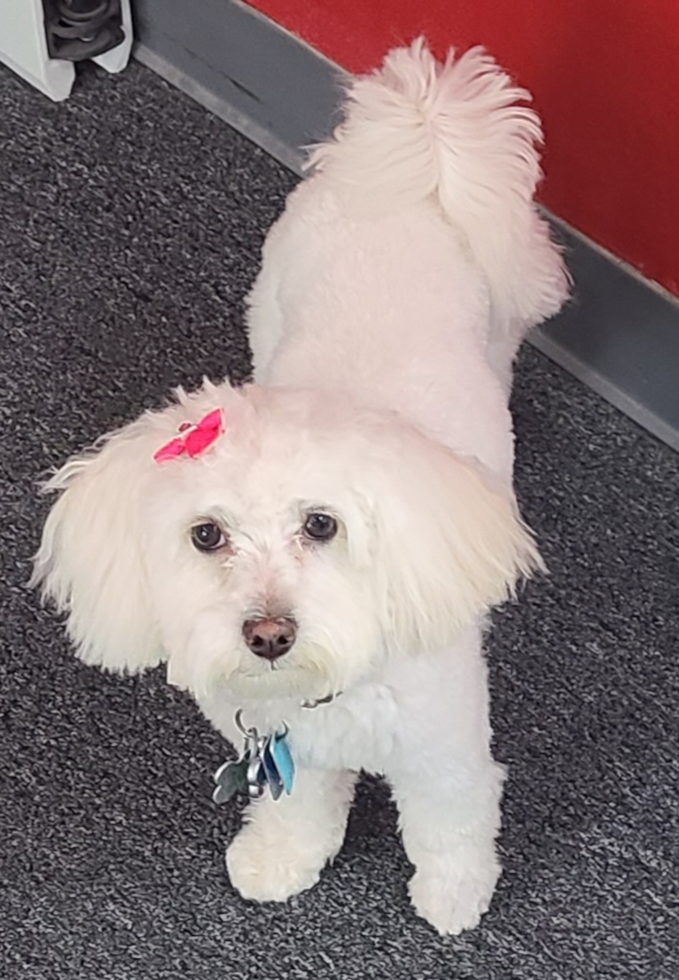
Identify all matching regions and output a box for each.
[33,40,568,934]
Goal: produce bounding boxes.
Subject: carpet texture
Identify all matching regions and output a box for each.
[1,60,678,980]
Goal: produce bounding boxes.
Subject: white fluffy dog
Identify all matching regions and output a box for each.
[33,40,568,934]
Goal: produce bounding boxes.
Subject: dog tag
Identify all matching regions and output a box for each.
[212,715,295,804]
[261,737,284,801]
[270,731,295,795]
[246,756,267,800]
[246,735,269,800]
[213,755,250,804]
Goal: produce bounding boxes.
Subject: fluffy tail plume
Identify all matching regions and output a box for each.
[308,39,569,335]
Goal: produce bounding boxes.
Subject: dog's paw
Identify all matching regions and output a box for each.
[408,850,501,935]
[226,821,335,903]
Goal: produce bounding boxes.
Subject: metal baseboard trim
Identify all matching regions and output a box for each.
[134,43,304,173]
[133,0,679,452]
[133,0,344,169]
[530,331,679,454]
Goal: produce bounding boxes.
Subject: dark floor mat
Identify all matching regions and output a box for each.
[1,60,677,980]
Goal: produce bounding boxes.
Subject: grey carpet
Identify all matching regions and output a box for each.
[1,60,678,980]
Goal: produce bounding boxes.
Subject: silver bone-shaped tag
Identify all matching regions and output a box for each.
[213,714,261,804]
[213,755,250,804]
[212,716,267,804]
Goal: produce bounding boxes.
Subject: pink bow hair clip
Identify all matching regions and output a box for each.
[154,408,225,463]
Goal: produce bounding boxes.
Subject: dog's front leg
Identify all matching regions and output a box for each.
[226,767,356,902]
[390,760,505,935]
[385,632,506,935]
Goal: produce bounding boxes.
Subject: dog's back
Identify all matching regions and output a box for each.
[247,40,568,471]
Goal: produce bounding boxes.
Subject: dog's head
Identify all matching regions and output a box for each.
[32,381,541,703]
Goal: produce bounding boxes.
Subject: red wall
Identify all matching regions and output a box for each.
[249,0,679,297]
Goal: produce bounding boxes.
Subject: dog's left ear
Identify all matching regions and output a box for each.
[363,423,543,652]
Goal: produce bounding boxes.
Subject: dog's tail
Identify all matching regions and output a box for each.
[307,39,568,336]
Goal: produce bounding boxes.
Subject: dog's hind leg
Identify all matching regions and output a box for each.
[244,207,296,383]
[245,259,286,383]
[226,768,357,902]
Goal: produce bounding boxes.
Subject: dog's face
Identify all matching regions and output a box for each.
[33,381,540,704]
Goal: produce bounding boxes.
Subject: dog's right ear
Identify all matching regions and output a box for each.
[31,413,166,674]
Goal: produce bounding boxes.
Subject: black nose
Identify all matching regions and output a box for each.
[242,617,297,660]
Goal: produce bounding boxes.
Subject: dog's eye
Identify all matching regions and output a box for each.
[190,522,227,552]
[303,513,338,542]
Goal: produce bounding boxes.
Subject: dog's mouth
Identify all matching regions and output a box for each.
[227,660,335,703]
[166,636,342,704]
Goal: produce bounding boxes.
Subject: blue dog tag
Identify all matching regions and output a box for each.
[270,731,295,795]
[261,737,284,801]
